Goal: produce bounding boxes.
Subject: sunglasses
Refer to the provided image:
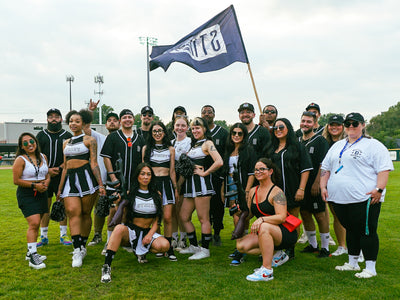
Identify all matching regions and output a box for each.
[263,110,276,114]
[152,129,164,134]
[201,110,214,115]
[254,167,269,173]
[23,139,35,147]
[142,113,153,117]
[232,131,243,137]
[344,120,360,128]
[273,125,286,131]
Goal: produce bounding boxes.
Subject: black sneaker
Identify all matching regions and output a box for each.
[317,248,332,258]
[88,233,102,246]
[101,264,111,283]
[301,245,319,253]
[213,235,222,247]
[230,252,246,266]
[229,249,239,259]
[285,248,295,260]
[28,252,46,269]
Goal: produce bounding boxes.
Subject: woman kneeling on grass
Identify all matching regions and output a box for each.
[236,158,297,282]
[101,163,170,283]
[13,132,50,269]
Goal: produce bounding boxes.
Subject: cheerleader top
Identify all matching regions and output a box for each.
[19,153,48,181]
[187,139,212,168]
[129,189,158,219]
[64,134,90,161]
[149,145,170,168]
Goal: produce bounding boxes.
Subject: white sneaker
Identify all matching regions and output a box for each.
[101,243,108,256]
[26,251,47,262]
[28,252,46,269]
[358,251,365,263]
[355,269,376,278]
[332,246,348,256]
[180,244,200,254]
[80,247,87,259]
[188,247,210,260]
[297,232,308,244]
[246,266,274,282]
[101,264,112,283]
[271,250,289,268]
[72,248,83,267]
[176,240,187,252]
[329,236,336,246]
[335,262,360,271]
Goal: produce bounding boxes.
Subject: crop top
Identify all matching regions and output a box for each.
[250,185,276,218]
[129,189,158,219]
[19,153,48,181]
[64,134,90,161]
[149,145,170,168]
[187,139,212,168]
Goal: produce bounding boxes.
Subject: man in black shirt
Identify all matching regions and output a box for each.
[137,106,154,142]
[238,102,271,159]
[36,108,73,246]
[201,105,228,246]
[298,111,331,258]
[296,102,324,137]
[259,104,278,135]
[105,112,120,134]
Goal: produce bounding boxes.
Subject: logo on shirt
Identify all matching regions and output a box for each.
[309,147,315,154]
[350,149,362,159]
[252,138,257,145]
[215,139,220,145]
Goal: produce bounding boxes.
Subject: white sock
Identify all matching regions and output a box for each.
[320,232,330,251]
[172,232,179,241]
[28,242,37,254]
[349,255,360,267]
[41,227,48,238]
[60,225,68,237]
[305,230,317,248]
[107,230,113,242]
[365,260,377,274]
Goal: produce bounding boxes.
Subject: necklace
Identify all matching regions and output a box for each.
[26,155,40,178]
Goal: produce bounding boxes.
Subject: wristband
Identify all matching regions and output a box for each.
[375,187,383,193]
[298,187,305,191]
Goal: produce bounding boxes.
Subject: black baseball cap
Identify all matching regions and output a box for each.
[173,106,186,114]
[47,108,62,117]
[119,109,134,119]
[345,112,364,123]
[106,112,119,121]
[141,106,154,115]
[328,114,344,125]
[306,103,320,113]
[238,102,255,112]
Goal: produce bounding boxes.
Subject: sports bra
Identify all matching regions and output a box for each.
[64,134,90,161]
[250,185,276,218]
[130,189,158,219]
[149,145,170,168]
[19,153,48,181]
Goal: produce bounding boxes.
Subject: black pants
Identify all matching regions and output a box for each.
[332,200,381,261]
[209,177,224,233]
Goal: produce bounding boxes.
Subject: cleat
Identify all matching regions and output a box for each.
[301,244,319,253]
[88,233,102,246]
[272,250,289,267]
[317,248,332,258]
[28,252,46,269]
[332,246,348,256]
[355,269,376,278]
[180,245,200,255]
[335,262,360,271]
[72,248,82,267]
[246,266,274,282]
[188,247,210,260]
[101,264,111,283]
[60,234,72,246]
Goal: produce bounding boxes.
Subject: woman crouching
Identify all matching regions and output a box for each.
[101,163,170,283]
[236,158,297,282]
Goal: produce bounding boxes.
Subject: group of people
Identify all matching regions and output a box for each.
[12,101,393,284]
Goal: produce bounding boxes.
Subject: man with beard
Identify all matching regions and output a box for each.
[296,103,324,137]
[105,112,120,134]
[137,106,154,143]
[259,105,278,135]
[238,102,271,159]
[36,108,73,246]
[298,111,331,258]
[201,105,228,246]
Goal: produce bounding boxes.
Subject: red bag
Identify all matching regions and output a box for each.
[255,186,302,232]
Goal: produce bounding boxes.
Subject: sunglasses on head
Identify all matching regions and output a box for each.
[142,113,153,117]
[263,110,276,114]
[344,120,360,128]
[23,139,35,147]
[273,125,285,131]
[232,131,243,137]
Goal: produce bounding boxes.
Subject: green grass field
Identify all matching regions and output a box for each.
[1,164,399,299]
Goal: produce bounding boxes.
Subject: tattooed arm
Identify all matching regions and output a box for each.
[87,136,106,196]
[193,140,223,177]
[320,169,330,202]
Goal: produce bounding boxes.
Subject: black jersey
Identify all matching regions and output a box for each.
[100,130,145,189]
[299,134,329,185]
[295,125,324,138]
[247,124,271,159]
[36,129,72,168]
[209,125,228,157]
[137,128,150,144]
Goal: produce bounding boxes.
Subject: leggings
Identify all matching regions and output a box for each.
[331,200,381,261]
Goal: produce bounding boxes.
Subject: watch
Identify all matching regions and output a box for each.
[375,187,383,193]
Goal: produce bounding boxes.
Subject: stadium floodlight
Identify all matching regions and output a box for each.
[94,74,104,124]
[66,75,74,111]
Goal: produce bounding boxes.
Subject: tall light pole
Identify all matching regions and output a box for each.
[94,73,104,124]
[139,36,157,107]
[66,75,74,111]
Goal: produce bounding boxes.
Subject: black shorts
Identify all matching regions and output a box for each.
[17,187,48,218]
[47,174,61,198]
[275,224,298,250]
[300,192,326,213]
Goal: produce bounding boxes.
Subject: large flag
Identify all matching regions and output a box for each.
[150,5,249,73]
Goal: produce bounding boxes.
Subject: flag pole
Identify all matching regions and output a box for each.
[247,63,262,114]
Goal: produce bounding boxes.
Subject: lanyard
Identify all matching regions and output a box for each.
[26,155,40,178]
[336,136,363,173]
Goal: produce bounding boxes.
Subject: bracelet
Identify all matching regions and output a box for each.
[99,186,105,189]
[298,187,305,191]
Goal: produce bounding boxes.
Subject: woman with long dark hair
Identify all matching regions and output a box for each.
[180,117,223,260]
[13,132,50,269]
[101,163,169,283]
[58,109,105,268]
[237,158,297,281]
[142,121,178,261]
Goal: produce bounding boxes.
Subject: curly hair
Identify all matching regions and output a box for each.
[16,132,42,164]
[143,121,171,163]
[65,109,93,125]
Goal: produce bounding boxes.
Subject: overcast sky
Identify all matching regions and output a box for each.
[1,0,399,129]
